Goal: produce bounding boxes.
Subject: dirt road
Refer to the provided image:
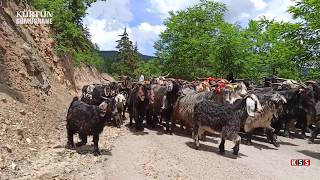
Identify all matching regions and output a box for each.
[78,125,320,180]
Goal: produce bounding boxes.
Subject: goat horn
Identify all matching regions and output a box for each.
[101,96,109,100]
[196,77,207,80]
[163,73,170,78]
[304,80,317,84]
[274,77,289,82]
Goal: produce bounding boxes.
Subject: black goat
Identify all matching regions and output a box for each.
[193,97,251,156]
[65,97,115,156]
[127,84,150,131]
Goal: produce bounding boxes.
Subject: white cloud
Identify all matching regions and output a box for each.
[128,23,166,54]
[250,0,267,10]
[84,0,166,55]
[147,0,268,22]
[148,0,198,19]
[147,0,292,23]
[84,0,133,27]
[254,0,295,22]
[85,18,165,55]
[86,18,124,50]
[217,0,256,22]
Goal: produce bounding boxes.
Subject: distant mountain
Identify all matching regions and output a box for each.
[99,50,155,62]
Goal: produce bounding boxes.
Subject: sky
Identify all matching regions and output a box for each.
[83,0,296,56]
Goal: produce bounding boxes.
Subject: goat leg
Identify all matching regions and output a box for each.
[123,105,126,118]
[243,131,253,145]
[164,108,172,134]
[129,112,134,128]
[219,135,225,154]
[92,134,101,156]
[193,124,200,150]
[284,119,295,138]
[309,121,320,144]
[76,134,87,147]
[232,135,241,156]
[300,119,308,139]
[266,127,279,147]
[65,128,75,149]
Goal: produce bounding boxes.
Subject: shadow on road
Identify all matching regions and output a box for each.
[250,142,278,151]
[53,144,112,156]
[311,140,320,144]
[76,145,112,156]
[278,141,298,146]
[297,150,320,160]
[185,141,248,159]
[125,123,150,136]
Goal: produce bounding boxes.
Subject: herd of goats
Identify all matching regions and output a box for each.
[65,75,320,156]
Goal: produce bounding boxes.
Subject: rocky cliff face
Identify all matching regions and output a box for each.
[0,2,115,178]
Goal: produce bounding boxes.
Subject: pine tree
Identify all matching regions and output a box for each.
[112,28,140,78]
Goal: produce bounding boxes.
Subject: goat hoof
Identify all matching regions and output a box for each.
[200,136,206,141]
[219,150,225,154]
[93,150,101,156]
[244,140,252,146]
[283,132,289,137]
[308,139,314,144]
[232,145,239,155]
[75,142,86,147]
[273,142,280,148]
[195,145,199,150]
[65,144,75,150]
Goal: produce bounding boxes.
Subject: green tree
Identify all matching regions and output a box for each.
[31,0,104,69]
[155,0,228,80]
[241,19,301,80]
[111,28,141,78]
[288,0,320,78]
[134,59,163,79]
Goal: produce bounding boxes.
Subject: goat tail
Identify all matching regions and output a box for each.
[71,96,79,103]
[68,97,79,110]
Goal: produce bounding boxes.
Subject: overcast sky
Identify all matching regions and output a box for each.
[83,0,295,56]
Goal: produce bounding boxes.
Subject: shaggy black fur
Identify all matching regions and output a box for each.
[127,84,150,131]
[193,98,248,156]
[65,97,114,156]
[146,84,167,127]
[309,120,320,143]
[163,80,181,134]
[275,87,316,138]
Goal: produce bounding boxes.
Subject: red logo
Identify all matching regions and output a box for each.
[291,159,310,166]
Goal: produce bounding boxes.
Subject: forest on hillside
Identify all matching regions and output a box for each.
[31,0,319,81]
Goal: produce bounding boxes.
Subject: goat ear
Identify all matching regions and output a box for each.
[281,95,287,103]
[246,98,256,117]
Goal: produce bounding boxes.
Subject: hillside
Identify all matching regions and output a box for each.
[100,50,155,62]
